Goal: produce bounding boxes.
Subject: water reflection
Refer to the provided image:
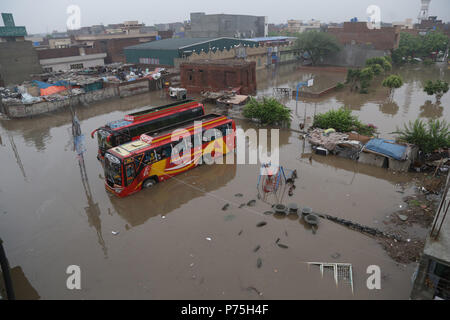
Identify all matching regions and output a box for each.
[419,100,444,119]
[379,101,399,116]
[111,163,237,227]
[7,133,27,181]
[0,266,40,300]
[71,109,107,258]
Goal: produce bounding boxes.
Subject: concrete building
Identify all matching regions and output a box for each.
[180,59,256,94]
[124,37,258,67]
[328,21,401,51]
[0,13,42,86]
[37,47,106,72]
[411,174,450,300]
[287,19,321,34]
[185,12,268,39]
[392,18,414,30]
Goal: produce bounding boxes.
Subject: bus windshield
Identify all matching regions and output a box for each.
[97,129,112,152]
[104,153,122,186]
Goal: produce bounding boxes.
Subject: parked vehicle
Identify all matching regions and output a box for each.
[104,114,236,197]
[91,99,205,160]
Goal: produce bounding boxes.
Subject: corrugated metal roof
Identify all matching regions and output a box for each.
[124,37,256,51]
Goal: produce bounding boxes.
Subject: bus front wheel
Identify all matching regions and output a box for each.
[143,178,157,189]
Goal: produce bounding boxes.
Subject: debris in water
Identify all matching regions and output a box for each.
[257,258,262,269]
[275,238,280,244]
[205,237,212,241]
[111,231,119,235]
[247,286,263,296]
[247,200,256,207]
[234,193,243,197]
[253,245,261,252]
[239,203,246,208]
[277,243,289,249]
[397,214,408,222]
[238,230,243,236]
[190,263,194,267]
[331,253,341,259]
[256,221,267,228]
[264,211,274,215]
[222,203,230,211]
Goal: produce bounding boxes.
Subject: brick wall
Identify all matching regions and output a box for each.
[92,38,155,63]
[328,22,400,51]
[180,60,256,95]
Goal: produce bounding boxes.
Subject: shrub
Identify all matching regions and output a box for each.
[313,107,376,136]
[424,80,449,102]
[383,75,404,99]
[370,64,384,75]
[393,119,450,154]
[366,57,391,71]
[243,97,292,125]
[336,82,345,89]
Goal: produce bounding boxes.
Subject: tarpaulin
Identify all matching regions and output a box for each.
[364,139,407,161]
[40,86,67,96]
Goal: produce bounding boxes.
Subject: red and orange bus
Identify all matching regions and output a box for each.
[91,99,205,160]
[104,114,236,197]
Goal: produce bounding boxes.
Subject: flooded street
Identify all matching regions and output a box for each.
[1,63,449,299]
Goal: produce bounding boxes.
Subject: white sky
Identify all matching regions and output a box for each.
[1,0,449,34]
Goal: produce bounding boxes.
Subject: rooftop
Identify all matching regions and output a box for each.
[181,59,254,66]
[124,37,257,51]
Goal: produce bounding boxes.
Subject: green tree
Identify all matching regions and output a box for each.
[424,80,449,102]
[243,97,292,125]
[295,31,341,65]
[382,75,403,99]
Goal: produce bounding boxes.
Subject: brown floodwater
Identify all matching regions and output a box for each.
[0,63,449,299]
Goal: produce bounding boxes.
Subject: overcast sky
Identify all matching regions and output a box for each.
[1,0,449,34]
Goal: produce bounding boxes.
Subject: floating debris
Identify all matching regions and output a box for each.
[239,204,246,208]
[253,245,261,252]
[264,211,274,215]
[277,243,289,249]
[205,237,212,241]
[222,203,230,211]
[111,231,119,235]
[247,286,263,296]
[234,193,244,198]
[247,200,256,207]
[257,258,262,269]
[275,238,280,244]
[238,230,243,236]
[256,221,267,228]
[331,253,341,259]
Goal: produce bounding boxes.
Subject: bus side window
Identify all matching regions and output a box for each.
[160,144,172,159]
[134,155,144,172]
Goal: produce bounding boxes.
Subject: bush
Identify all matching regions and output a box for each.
[243,97,292,125]
[370,64,384,75]
[393,119,450,154]
[366,57,392,71]
[313,107,376,136]
[382,75,403,89]
[424,80,449,102]
[336,82,345,89]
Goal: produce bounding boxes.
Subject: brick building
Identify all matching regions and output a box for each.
[180,59,256,95]
[328,22,401,51]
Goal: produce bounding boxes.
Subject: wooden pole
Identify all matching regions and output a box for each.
[0,238,15,300]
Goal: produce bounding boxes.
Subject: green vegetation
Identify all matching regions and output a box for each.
[393,119,450,154]
[243,97,292,125]
[346,56,392,94]
[335,82,345,90]
[392,32,449,64]
[423,80,449,102]
[313,108,377,136]
[382,75,404,99]
[295,31,341,65]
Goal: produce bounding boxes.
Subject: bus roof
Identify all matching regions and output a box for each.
[108,114,231,158]
[105,99,200,130]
